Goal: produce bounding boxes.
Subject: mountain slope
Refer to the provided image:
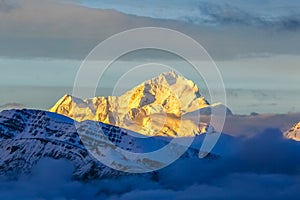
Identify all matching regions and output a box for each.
[0,109,116,179]
[0,109,210,179]
[284,122,300,141]
[50,71,231,137]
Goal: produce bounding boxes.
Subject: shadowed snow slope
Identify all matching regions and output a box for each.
[0,109,220,179]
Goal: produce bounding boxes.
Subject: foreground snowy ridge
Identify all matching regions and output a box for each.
[0,109,219,179]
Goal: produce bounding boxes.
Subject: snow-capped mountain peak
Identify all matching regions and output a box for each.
[50,71,231,137]
[284,121,300,141]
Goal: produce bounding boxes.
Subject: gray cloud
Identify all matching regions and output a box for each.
[196,3,261,26]
[0,0,300,60]
[196,2,300,31]
[279,16,300,30]
[68,0,300,31]
[0,0,19,12]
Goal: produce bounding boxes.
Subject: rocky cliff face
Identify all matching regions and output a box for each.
[0,109,117,180]
[284,122,300,141]
[50,71,231,137]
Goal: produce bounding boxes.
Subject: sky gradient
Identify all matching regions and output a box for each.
[0,0,299,114]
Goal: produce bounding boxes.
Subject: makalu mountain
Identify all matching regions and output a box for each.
[50,71,232,137]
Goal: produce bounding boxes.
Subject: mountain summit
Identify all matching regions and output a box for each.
[50,71,231,137]
[285,122,300,141]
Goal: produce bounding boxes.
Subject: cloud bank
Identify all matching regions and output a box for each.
[0,128,300,199]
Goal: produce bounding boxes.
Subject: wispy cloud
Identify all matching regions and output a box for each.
[70,0,300,30]
[196,2,300,30]
[0,0,19,12]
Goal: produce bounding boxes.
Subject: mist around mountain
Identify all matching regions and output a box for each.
[0,103,24,112]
